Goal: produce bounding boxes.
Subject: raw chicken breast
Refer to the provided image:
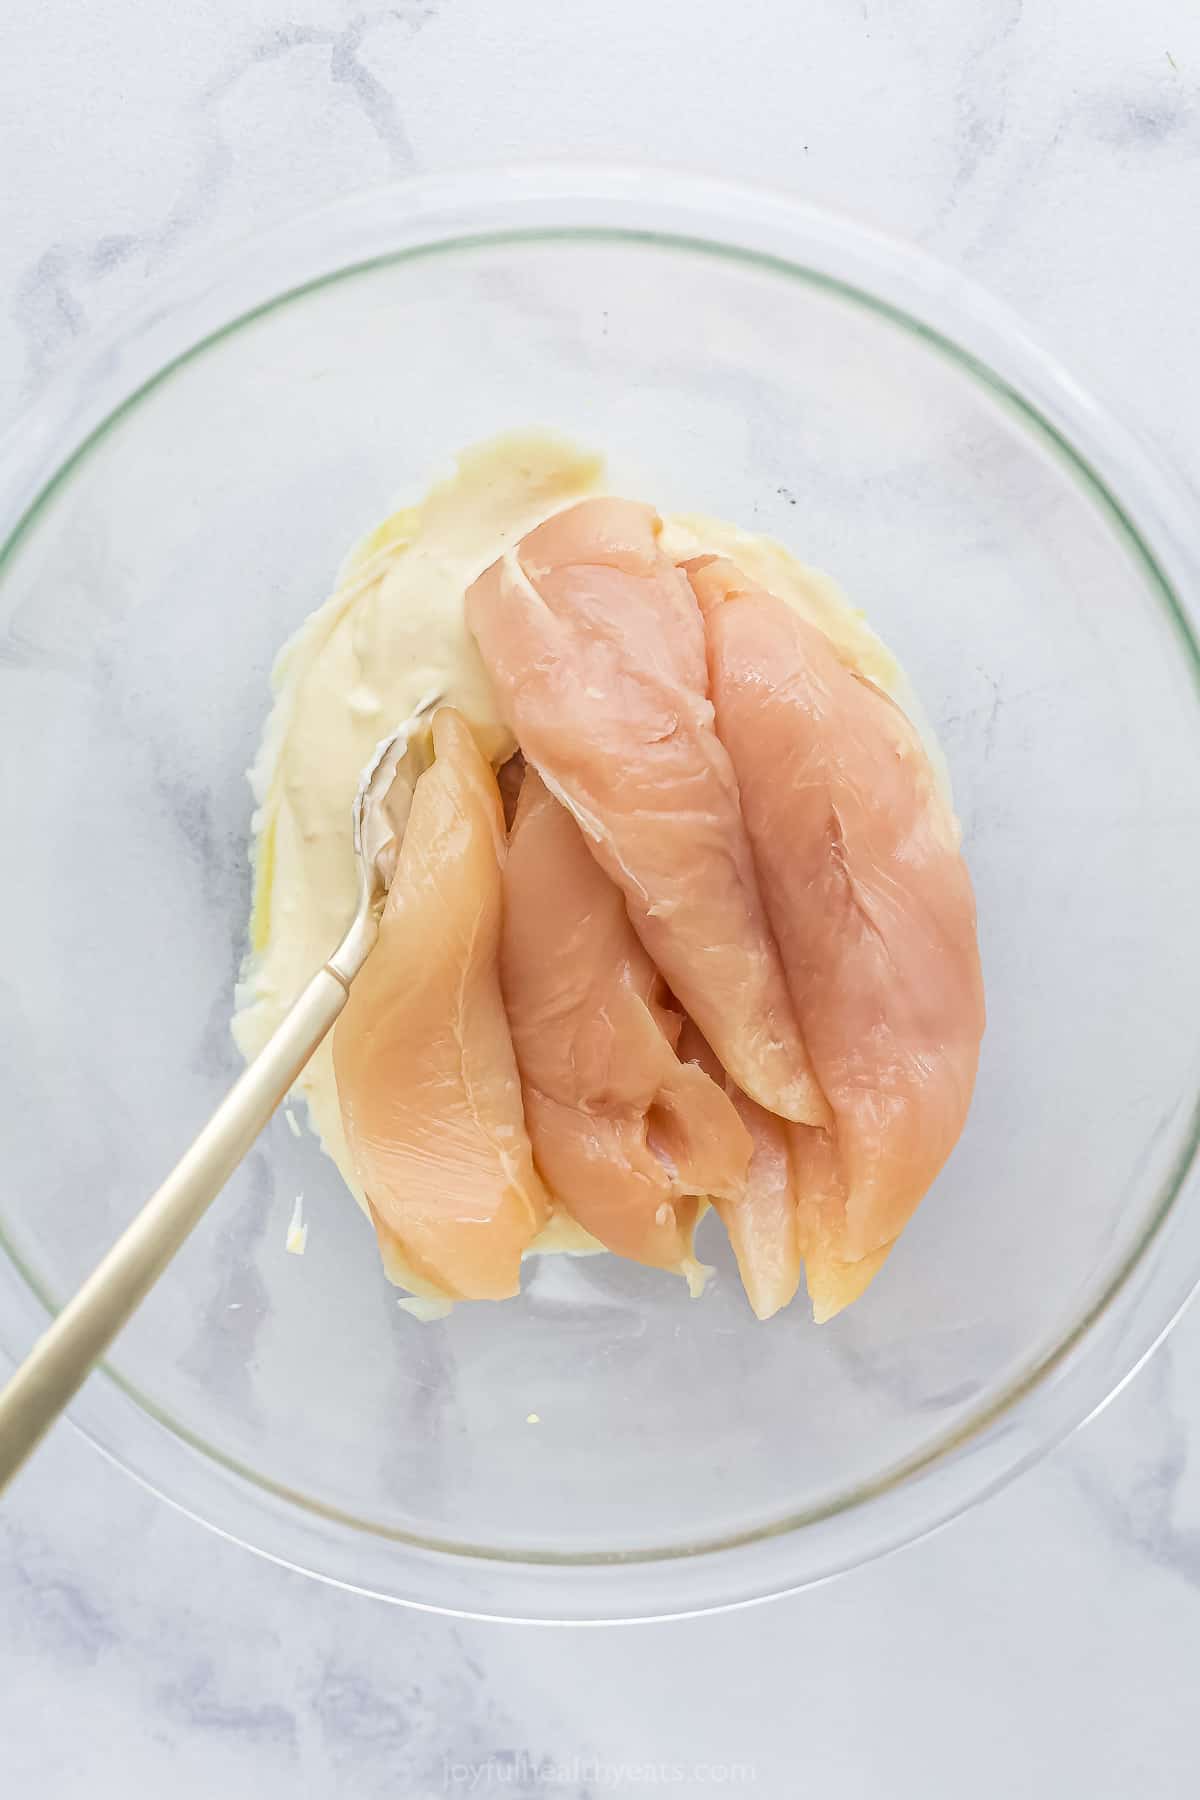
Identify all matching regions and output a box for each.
[686,555,985,1320]
[502,767,752,1270]
[466,497,826,1126]
[677,1021,802,1321]
[784,1123,879,1323]
[333,708,549,1299]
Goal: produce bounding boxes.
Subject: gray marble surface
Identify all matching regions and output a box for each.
[4,1,1200,1793]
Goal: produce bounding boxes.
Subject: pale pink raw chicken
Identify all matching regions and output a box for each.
[333,708,549,1300]
[466,498,826,1127]
[502,766,752,1271]
[685,556,986,1319]
[678,1021,802,1320]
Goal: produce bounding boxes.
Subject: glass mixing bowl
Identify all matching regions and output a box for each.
[2,169,1199,1622]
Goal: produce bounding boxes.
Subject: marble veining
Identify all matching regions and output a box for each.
[1068,1342,1200,1589]
[8,6,437,404]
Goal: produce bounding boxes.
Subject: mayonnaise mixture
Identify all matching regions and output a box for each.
[232,432,945,1304]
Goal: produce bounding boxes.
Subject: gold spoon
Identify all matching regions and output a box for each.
[0,694,442,1491]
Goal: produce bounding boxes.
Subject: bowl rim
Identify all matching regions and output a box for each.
[2,162,1199,1623]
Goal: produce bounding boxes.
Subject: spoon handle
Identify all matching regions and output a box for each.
[0,965,350,1493]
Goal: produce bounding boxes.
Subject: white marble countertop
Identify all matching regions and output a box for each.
[4,2,1200,1793]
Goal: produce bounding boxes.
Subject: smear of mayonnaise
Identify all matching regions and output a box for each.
[234,434,605,1298]
[233,431,946,1303]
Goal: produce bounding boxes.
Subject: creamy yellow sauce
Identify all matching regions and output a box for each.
[232,432,945,1306]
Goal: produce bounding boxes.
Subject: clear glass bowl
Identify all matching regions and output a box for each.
[2,169,1199,1622]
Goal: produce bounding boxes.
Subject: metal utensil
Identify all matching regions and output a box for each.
[0,695,442,1491]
